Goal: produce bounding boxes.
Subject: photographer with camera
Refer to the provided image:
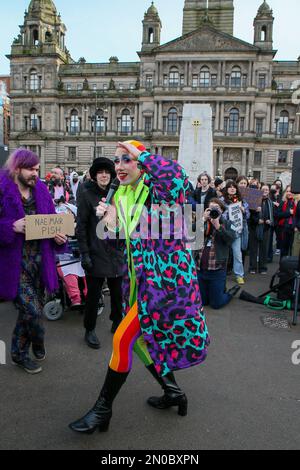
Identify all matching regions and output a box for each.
[195,199,239,310]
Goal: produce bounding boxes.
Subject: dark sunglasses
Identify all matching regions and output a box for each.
[113,155,132,165]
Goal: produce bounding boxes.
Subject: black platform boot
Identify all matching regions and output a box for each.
[69,368,129,434]
[146,364,188,416]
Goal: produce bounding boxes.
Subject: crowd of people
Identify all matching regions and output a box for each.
[0,143,299,434]
[191,173,300,309]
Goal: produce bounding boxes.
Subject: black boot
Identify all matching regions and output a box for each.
[69,368,129,434]
[146,364,188,416]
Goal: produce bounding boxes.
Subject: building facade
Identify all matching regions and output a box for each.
[7,0,300,181]
[0,76,10,148]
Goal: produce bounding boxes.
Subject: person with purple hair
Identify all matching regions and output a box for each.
[0,149,67,374]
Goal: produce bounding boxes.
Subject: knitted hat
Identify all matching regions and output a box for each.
[123,140,147,152]
[90,157,116,181]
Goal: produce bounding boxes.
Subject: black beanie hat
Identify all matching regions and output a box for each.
[89,157,116,181]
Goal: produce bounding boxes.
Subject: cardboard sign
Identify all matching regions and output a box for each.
[239,187,263,211]
[25,214,75,241]
[228,203,243,233]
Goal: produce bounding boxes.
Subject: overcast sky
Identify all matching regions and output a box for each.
[0,0,299,74]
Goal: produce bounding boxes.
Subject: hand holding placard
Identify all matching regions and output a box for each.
[25,214,75,241]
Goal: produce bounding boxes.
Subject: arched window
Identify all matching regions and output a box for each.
[261,26,267,42]
[200,66,210,88]
[169,68,179,88]
[30,108,38,131]
[148,28,154,43]
[95,109,105,134]
[229,108,239,134]
[30,70,39,91]
[167,108,178,134]
[278,111,289,138]
[121,109,131,133]
[231,67,241,89]
[45,31,52,42]
[70,109,79,135]
[32,29,39,46]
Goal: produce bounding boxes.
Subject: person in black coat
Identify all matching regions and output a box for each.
[193,172,217,210]
[76,158,124,348]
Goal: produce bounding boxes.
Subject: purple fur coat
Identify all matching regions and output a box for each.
[0,171,60,301]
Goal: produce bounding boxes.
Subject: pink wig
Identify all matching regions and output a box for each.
[5,148,40,176]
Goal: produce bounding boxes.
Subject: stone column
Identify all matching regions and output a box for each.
[112,105,116,133]
[185,62,189,86]
[218,62,222,86]
[134,104,138,132]
[219,147,224,174]
[245,102,250,131]
[154,102,158,131]
[216,102,220,130]
[158,102,163,131]
[250,103,255,132]
[220,102,224,131]
[189,62,192,85]
[107,104,112,131]
[271,104,276,133]
[242,148,247,175]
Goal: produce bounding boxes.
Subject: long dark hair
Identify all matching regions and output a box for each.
[223,180,242,204]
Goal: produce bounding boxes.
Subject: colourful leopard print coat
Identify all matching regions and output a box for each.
[115,152,210,376]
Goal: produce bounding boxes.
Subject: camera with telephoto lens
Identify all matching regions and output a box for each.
[209,208,221,219]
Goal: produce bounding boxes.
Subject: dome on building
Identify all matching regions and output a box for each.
[145,2,159,17]
[257,1,273,17]
[28,0,57,16]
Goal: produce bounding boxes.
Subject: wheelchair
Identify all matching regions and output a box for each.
[43,239,105,321]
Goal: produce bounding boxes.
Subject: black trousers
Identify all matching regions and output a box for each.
[249,226,270,272]
[84,276,123,332]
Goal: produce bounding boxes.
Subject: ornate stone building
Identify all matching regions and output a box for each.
[7,0,300,181]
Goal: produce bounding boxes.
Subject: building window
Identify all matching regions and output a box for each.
[253,171,261,181]
[200,67,210,88]
[30,108,38,131]
[167,108,178,134]
[242,74,248,88]
[231,67,241,89]
[192,75,198,88]
[180,75,185,87]
[68,147,77,162]
[278,150,288,164]
[94,109,105,134]
[30,70,39,91]
[145,117,152,134]
[254,151,262,165]
[258,74,267,90]
[121,109,131,134]
[256,118,264,137]
[92,84,97,91]
[66,84,72,92]
[70,110,80,135]
[278,111,289,138]
[211,74,217,88]
[228,108,239,134]
[103,84,108,91]
[145,75,153,90]
[169,68,179,88]
[77,83,83,91]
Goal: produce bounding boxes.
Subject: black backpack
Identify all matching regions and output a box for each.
[270,256,299,300]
